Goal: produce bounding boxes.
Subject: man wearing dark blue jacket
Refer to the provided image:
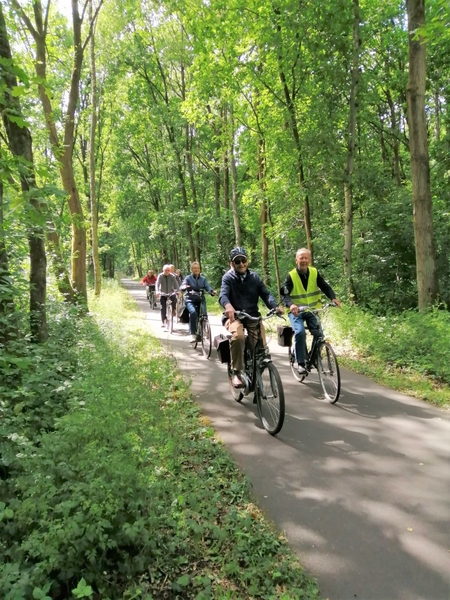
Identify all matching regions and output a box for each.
[219,247,283,388]
[181,262,216,343]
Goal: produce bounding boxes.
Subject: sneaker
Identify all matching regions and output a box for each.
[297,364,307,375]
[231,373,244,388]
[189,334,197,343]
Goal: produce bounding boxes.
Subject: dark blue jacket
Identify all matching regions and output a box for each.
[181,273,213,302]
[219,268,277,318]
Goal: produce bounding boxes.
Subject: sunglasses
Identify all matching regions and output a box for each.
[233,258,248,265]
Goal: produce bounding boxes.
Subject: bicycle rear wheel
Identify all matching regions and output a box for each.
[256,362,285,435]
[201,319,212,359]
[317,342,340,403]
[289,346,305,382]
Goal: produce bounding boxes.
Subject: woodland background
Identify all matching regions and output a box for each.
[0,0,448,346]
[0,1,449,597]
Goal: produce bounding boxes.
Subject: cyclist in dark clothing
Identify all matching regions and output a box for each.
[219,247,283,388]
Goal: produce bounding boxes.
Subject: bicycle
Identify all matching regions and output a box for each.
[225,309,285,436]
[175,293,185,324]
[287,303,341,403]
[189,289,215,359]
[146,285,157,309]
[160,292,177,334]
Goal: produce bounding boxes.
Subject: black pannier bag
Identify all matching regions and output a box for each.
[277,325,293,347]
[214,334,231,363]
[178,306,189,324]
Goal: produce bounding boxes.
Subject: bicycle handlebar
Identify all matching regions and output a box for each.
[182,287,216,297]
[295,302,338,314]
[234,308,284,322]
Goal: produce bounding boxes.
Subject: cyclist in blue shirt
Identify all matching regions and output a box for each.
[180,262,216,343]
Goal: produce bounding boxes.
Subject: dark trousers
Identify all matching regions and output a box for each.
[185,299,206,334]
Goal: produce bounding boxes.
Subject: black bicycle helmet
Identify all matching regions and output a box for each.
[229,246,248,261]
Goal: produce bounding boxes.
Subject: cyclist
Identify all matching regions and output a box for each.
[156,264,180,327]
[180,261,216,343]
[281,248,341,375]
[219,247,283,388]
[141,269,157,300]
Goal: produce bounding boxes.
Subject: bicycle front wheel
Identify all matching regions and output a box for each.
[201,319,212,359]
[317,342,340,403]
[167,303,174,334]
[256,362,285,435]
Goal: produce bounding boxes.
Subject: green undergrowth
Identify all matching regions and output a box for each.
[0,280,320,600]
[324,305,450,407]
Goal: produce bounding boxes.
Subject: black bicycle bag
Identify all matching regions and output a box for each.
[214,334,230,363]
[277,325,293,347]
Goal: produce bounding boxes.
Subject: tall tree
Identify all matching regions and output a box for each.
[89,0,101,296]
[343,0,360,301]
[0,2,47,341]
[406,0,439,309]
[10,0,102,301]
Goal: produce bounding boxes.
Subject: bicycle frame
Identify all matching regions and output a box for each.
[227,311,274,396]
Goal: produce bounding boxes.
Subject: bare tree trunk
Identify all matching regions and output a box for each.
[406,0,439,309]
[0,4,47,341]
[343,0,360,302]
[89,0,101,296]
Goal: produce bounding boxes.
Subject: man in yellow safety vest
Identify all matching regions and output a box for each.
[281,248,341,374]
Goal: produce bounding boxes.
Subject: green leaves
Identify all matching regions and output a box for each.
[71,578,93,599]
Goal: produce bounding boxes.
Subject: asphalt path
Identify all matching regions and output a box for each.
[125,279,450,600]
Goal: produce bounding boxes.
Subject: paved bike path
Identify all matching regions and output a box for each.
[125,280,450,600]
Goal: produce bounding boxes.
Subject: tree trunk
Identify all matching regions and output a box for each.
[0,3,47,341]
[229,111,242,246]
[89,0,101,297]
[406,0,439,309]
[274,8,314,259]
[343,0,360,302]
[258,139,269,285]
[46,223,78,302]
[11,0,89,301]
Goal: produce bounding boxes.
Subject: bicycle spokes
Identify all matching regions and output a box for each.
[256,363,285,435]
[317,342,340,403]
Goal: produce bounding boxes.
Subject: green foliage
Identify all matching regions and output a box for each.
[0,281,319,599]
[326,304,450,405]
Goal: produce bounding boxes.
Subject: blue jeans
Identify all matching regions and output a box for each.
[288,311,321,365]
[185,299,205,334]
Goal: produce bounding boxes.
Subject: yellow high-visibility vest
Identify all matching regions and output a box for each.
[288,267,322,309]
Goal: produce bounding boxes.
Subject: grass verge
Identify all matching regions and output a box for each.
[1,280,320,599]
[324,305,450,408]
